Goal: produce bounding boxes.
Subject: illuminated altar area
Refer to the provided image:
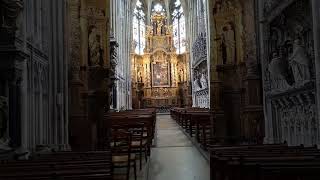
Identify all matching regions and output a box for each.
[131,1,191,109]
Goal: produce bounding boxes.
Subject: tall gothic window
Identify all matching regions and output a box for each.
[172,0,186,54]
[133,0,146,55]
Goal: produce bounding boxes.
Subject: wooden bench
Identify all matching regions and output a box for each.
[0,151,112,180]
[105,109,157,179]
[210,144,320,180]
[171,107,212,149]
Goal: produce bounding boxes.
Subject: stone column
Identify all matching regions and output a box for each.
[80,0,89,82]
[312,0,320,145]
[0,0,26,150]
[207,0,226,142]
[258,0,274,144]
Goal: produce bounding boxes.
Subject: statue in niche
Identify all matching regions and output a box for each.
[137,71,143,83]
[193,73,201,92]
[268,52,291,91]
[221,22,236,64]
[157,21,163,36]
[289,39,311,85]
[179,69,184,82]
[0,96,10,150]
[89,26,102,66]
[200,73,208,89]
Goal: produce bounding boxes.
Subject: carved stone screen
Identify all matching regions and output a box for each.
[260,0,319,146]
[152,62,170,87]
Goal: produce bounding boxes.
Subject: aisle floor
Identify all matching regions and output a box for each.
[146,114,210,180]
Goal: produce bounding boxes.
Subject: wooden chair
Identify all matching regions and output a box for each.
[111,126,137,180]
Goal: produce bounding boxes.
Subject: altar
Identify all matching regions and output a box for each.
[131,10,191,109]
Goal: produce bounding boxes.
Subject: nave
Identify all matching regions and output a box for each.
[146,114,209,180]
[1,0,320,179]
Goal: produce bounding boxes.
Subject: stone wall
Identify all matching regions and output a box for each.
[258,0,320,146]
[207,0,264,144]
[0,0,69,152]
[68,0,110,151]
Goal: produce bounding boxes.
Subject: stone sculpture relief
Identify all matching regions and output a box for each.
[261,0,318,146]
[268,52,291,91]
[221,22,236,64]
[272,93,317,146]
[200,73,208,89]
[213,0,242,65]
[193,75,201,92]
[265,1,314,92]
[289,39,311,86]
[192,33,207,67]
[88,26,102,66]
[214,0,236,15]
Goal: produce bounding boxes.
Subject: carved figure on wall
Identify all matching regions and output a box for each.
[289,39,311,85]
[138,71,143,83]
[157,21,163,36]
[221,22,236,64]
[193,75,201,92]
[200,73,208,89]
[179,69,184,82]
[89,26,101,66]
[153,21,157,35]
[268,52,291,91]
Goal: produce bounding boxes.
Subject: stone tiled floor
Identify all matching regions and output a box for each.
[146,114,210,180]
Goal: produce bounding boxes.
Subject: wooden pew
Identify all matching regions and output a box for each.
[170,107,212,149]
[105,109,157,177]
[210,144,320,180]
[0,151,112,180]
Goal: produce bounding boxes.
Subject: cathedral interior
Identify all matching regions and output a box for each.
[1,0,320,180]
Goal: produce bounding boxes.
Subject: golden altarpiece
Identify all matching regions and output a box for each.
[132,13,191,109]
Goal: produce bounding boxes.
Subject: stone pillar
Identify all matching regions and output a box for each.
[68,0,85,151]
[0,0,25,150]
[242,68,264,143]
[207,0,226,143]
[80,0,89,81]
[312,0,320,146]
[257,0,274,144]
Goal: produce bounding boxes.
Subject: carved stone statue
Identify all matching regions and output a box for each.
[89,27,101,66]
[222,23,236,64]
[193,77,201,92]
[268,52,291,90]
[200,73,208,89]
[289,39,311,85]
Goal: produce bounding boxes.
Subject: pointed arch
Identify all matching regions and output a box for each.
[172,0,186,54]
[132,0,146,55]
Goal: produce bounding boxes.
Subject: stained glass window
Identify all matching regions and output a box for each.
[133,0,145,55]
[172,0,186,54]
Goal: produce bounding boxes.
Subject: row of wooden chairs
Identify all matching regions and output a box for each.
[0,151,112,180]
[171,107,212,150]
[210,144,320,180]
[106,108,156,180]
